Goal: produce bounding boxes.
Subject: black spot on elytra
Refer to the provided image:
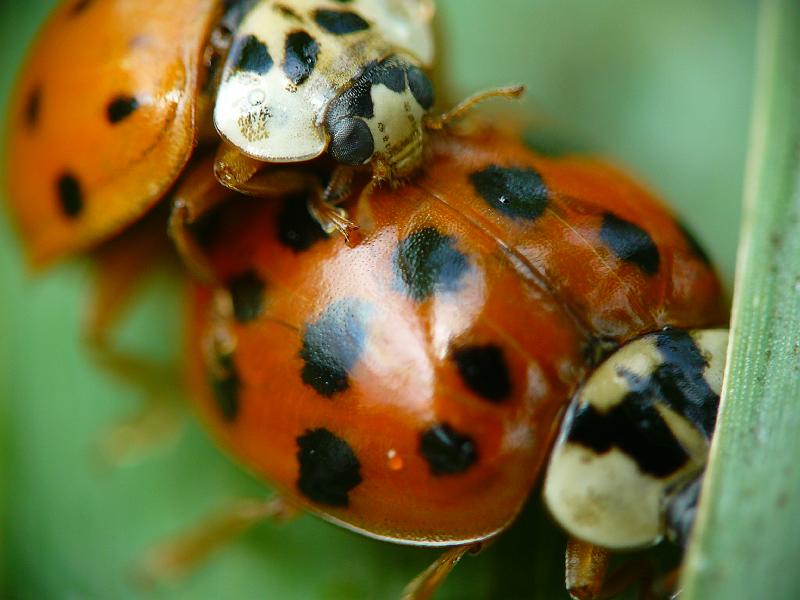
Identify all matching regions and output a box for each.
[283,31,319,86]
[69,0,93,15]
[277,194,327,251]
[395,227,469,302]
[228,270,266,323]
[452,345,511,403]
[567,329,719,477]
[300,299,371,397]
[600,213,660,275]
[420,424,478,476]
[231,34,273,75]
[314,9,369,35]
[407,66,434,110]
[24,87,41,129]
[678,221,712,265]
[325,56,409,125]
[106,95,139,124]
[297,428,362,506]
[211,352,240,423]
[57,173,83,218]
[470,165,548,220]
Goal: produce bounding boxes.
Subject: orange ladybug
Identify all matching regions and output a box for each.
[172,125,728,599]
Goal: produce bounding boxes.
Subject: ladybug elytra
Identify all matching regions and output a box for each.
[176,125,728,598]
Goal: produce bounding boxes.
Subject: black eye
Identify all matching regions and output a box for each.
[407,66,434,110]
[328,117,374,165]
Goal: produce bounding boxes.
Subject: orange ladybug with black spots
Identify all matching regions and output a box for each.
[180,125,728,598]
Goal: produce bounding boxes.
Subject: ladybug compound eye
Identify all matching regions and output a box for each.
[328,117,375,165]
[406,65,434,110]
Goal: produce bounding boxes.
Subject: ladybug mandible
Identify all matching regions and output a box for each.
[171,125,728,599]
[6,0,519,270]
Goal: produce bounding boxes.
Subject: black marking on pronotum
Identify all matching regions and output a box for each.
[299,299,371,397]
[106,95,139,124]
[314,9,369,35]
[470,165,549,220]
[567,328,721,477]
[296,428,362,506]
[210,352,240,423]
[228,270,266,323]
[420,424,478,476]
[231,34,274,75]
[283,31,319,86]
[653,328,720,436]
[24,87,41,129]
[600,213,660,275]
[566,378,690,478]
[394,226,470,302]
[678,220,712,265]
[276,194,327,251]
[57,173,83,218]
[326,57,407,124]
[452,344,511,403]
[406,65,434,110]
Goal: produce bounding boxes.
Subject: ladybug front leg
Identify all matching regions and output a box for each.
[402,543,485,600]
[137,495,298,586]
[566,538,611,599]
[169,154,233,282]
[171,151,324,279]
[214,141,359,241]
[565,539,660,600]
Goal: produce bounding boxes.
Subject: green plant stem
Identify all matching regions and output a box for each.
[680,0,800,598]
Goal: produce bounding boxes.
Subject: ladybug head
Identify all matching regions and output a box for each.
[325,55,434,178]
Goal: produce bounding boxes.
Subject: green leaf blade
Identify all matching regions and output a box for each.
[681,0,800,598]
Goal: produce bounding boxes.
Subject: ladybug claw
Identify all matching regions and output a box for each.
[308,198,360,245]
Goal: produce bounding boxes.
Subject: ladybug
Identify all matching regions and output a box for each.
[173,124,729,598]
[6,0,519,271]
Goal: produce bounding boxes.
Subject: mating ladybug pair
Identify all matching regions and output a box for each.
[5,0,729,598]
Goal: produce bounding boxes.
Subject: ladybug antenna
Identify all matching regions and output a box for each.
[425,84,525,131]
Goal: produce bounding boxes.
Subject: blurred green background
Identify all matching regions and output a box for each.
[0,1,755,599]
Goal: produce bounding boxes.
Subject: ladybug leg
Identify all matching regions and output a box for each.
[137,495,298,586]
[565,539,666,600]
[401,542,483,600]
[424,85,525,130]
[213,141,316,197]
[86,218,184,464]
[215,141,359,240]
[565,538,611,599]
[169,155,234,282]
[310,165,360,243]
